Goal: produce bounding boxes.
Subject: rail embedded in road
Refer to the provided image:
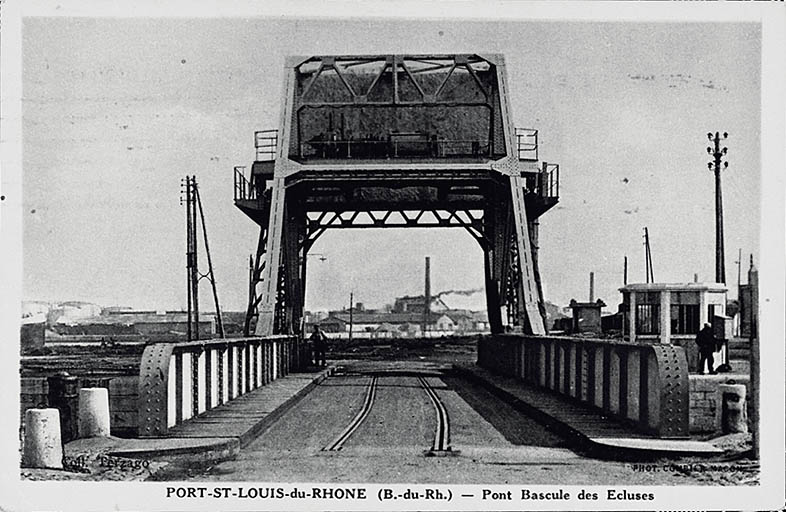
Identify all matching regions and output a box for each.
[322,376,378,452]
[418,376,453,455]
[320,371,457,455]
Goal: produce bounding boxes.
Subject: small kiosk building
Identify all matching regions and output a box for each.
[620,282,728,372]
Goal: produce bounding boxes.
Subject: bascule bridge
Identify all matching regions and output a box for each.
[233,54,560,337]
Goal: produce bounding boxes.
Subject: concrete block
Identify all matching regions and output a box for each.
[687,376,752,434]
[717,383,748,434]
[22,408,63,469]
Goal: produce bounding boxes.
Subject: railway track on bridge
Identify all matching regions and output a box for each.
[322,373,452,454]
[322,376,378,451]
[418,376,452,454]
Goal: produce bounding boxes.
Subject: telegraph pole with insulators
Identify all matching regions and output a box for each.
[707,132,729,284]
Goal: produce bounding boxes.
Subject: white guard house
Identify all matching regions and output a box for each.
[620,282,728,372]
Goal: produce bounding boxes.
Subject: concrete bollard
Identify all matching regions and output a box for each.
[718,383,748,434]
[78,388,111,438]
[22,408,63,469]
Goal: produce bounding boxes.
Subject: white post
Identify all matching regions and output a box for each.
[660,290,671,344]
[22,408,63,469]
[78,388,111,438]
[699,290,708,326]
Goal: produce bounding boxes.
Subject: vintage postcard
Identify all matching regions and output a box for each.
[1,1,784,510]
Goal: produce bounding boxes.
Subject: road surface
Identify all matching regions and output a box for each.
[156,361,699,484]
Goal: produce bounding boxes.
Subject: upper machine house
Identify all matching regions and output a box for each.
[289,54,515,162]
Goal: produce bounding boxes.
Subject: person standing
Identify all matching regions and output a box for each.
[310,325,328,367]
[696,323,717,375]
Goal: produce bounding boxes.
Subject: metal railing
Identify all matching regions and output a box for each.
[138,336,298,437]
[522,162,559,200]
[255,130,278,161]
[299,138,491,160]
[478,335,690,438]
[234,166,251,202]
[515,127,538,161]
[541,162,559,199]
[235,165,260,201]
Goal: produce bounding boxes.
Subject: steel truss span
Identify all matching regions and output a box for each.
[232,54,560,337]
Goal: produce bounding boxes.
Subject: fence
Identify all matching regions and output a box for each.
[138,336,297,437]
[477,335,689,438]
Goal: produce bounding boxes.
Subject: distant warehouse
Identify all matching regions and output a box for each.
[52,310,215,338]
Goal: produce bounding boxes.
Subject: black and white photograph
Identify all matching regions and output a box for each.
[1,1,784,510]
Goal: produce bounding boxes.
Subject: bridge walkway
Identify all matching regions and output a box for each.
[63,368,333,466]
[456,364,722,457]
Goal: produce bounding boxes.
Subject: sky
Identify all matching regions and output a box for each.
[19,16,761,313]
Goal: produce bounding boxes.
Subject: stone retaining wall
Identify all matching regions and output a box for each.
[689,374,750,433]
[20,375,139,438]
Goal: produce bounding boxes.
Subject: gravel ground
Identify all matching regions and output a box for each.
[662,433,758,486]
[20,447,168,481]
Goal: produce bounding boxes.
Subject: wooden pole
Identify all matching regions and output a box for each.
[623,256,627,285]
[348,291,354,342]
[424,257,431,336]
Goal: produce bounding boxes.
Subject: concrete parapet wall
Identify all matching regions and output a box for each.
[478,334,690,438]
[689,374,750,433]
[138,336,298,438]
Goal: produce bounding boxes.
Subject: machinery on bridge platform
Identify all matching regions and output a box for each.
[233,54,560,337]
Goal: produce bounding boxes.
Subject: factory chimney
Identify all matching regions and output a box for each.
[589,272,595,302]
[423,257,431,336]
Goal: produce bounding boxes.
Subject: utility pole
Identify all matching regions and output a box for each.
[184,178,193,342]
[707,132,729,284]
[735,248,742,296]
[623,256,628,285]
[183,176,199,341]
[643,227,654,283]
[735,248,742,336]
[348,291,354,342]
[423,257,431,337]
[182,175,224,341]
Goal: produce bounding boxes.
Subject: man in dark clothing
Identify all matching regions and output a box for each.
[696,323,717,374]
[310,325,328,367]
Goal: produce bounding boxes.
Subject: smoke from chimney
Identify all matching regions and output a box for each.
[435,288,483,298]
